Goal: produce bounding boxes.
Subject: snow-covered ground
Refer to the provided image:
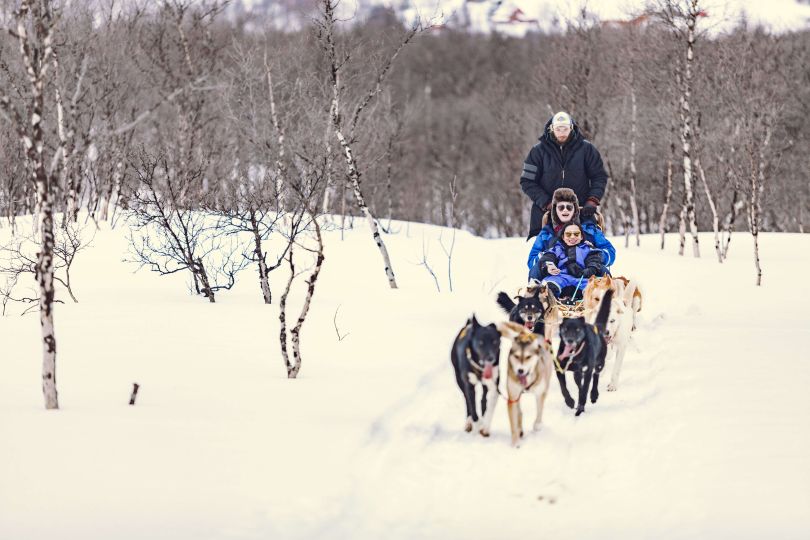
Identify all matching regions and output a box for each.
[1,217,808,539]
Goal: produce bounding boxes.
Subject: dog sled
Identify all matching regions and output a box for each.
[555,296,586,318]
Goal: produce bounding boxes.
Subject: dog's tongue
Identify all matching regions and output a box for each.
[524,320,533,330]
[482,362,494,380]
[518,374,528,386]
[560,342,577,360]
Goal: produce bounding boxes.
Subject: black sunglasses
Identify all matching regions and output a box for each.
[556,203,575,211]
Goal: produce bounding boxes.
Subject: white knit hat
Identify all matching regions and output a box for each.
[551,111,572,129]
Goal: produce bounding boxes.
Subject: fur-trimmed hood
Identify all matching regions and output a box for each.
[550,188,580,228]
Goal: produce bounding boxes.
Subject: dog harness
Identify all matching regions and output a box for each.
[459,325,488,377]
[554,341,586,373]
[507,375,542,404]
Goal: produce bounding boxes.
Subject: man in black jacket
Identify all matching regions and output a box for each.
[520,111,608,238]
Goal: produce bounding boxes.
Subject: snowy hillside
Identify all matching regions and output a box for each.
[234,0,810,34]
[1,217,809,539]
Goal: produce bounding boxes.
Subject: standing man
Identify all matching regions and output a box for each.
[520,111,608,238]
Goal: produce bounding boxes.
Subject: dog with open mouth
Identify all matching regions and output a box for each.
[450,315,503,436]
[583,275,636,392]
[496,280,550,336]
[498,322,554,447]
[555,289,613,416]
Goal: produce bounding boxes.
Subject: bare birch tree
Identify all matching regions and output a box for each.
[0,0,62,408]
[651,0,706,257]
[315,0,424,289]
[126,150,250,302]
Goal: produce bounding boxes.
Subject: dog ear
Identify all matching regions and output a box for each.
[470,314,480,329]
[497,321,523,340]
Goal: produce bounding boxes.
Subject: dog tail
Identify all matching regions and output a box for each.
[594,289,614,335]
[496,292,515,314]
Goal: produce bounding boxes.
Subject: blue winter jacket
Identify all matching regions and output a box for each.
[527,220,616,269]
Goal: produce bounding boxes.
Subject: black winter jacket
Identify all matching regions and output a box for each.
[520,118,608,238]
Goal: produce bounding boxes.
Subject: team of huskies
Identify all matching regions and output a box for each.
[451,275,643,447]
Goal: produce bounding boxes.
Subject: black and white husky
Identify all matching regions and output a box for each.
[556,289,613,416]
[450,315,503,437]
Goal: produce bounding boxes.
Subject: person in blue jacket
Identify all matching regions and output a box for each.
[529,221,607,298]
[527,187,615,272]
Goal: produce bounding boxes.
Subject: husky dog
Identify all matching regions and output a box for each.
[498,322,554,447]
[583,275,638,391]
[450,315,503,436]
[585,275,643,330]
[556,289,613,416]
[496,284,548,335]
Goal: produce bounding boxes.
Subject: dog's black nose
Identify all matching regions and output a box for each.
[517,368,525,375]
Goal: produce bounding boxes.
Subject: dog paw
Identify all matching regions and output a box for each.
[590,392,599,403]
[511,437,521,448]
[464,418,473,432]
[564,397,575,409]
[575,408,585,417]
[533,422,543,432]
[479,428,490,437]
[607,383,617,392]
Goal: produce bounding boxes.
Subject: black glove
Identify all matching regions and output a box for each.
[584,263,606,278]
[566,262,584,278]
[538,252,557,267]
[584,250,603,267]
[580,205,597,222]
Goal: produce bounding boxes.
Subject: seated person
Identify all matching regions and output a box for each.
[528,221,607,299]
[527,187,615,272]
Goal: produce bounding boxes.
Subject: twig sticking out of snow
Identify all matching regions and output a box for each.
[129,382,140,406]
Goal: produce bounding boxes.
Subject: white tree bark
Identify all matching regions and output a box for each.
[679,4,700,258]
[320,0,402,288]
[659,152,673,250]
[290,217,325,379]
[695,157,721,262]
[13,0,60,408]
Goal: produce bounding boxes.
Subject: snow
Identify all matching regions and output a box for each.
[1,216,809,539]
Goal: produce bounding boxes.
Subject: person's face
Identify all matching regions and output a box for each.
[553,124,571,143]
[556,202,575,223]
[563,225,582,246]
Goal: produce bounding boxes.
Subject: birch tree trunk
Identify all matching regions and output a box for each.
[250,211,272,304]
[720,188,743,260]
[748,156,762,286]
[320,0,400,288]
[678,1,700,257]
[748,122,772,286]
[11,0,60,408]
[659,152,673,250]
[279,242,295,375]
[695,157,721,262]
[289,217,325,379]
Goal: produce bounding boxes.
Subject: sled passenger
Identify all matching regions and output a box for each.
[529,221,607,299]
[519,111,608,240]
[527,187,615,272]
